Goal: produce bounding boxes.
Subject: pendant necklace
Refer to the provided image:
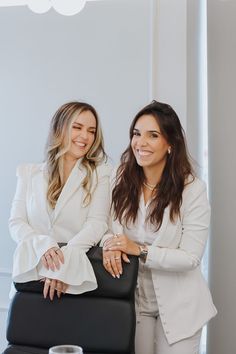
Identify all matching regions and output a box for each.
[143,181,157,191]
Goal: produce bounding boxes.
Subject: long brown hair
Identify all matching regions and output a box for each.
[112,101,194,230]
[45,101,107,209]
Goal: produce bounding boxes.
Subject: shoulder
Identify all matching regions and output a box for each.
[182,175,209,208]
[184,176,207,195]
[16,163,45,178]
[95,161,113,179]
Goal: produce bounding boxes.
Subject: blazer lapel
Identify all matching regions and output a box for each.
[31,163,52,230]
[53,160,86,222]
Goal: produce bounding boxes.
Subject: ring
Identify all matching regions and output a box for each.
[115,257,120,260]
[45,279,51,284]
[116,242,121,246]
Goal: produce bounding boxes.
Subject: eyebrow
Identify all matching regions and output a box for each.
[73,122,96,130]
[133,128,161,134]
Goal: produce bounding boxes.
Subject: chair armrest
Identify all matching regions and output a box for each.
[14,246,139,299]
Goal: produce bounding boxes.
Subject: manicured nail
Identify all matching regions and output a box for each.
[116,274,120,279]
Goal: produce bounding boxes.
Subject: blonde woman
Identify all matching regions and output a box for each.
[9,101,111,300]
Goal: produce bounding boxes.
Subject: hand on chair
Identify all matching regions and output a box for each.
[41,247,64,271]
[42,278,68,300]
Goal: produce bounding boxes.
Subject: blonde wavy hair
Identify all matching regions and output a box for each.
[45,101,107,209]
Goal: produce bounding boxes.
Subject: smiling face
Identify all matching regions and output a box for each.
[64,110,97,161]
[131,114,170,174]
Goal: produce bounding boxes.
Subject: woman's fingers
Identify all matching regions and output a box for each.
[55,248,64,264]
[49,249,61,270]
[43,247,64,271]
[43,278,51,299]
[44,253,55,271]
[110,254,120,278]
[49,279,57,301]
[114,251,123,275]
[41,255,49,270]
[103,250,123,278]
[43,279,68,300]
[122,252,130,264]
[103,235,126,252]
[103,256,115,278]
[56,280,63,298]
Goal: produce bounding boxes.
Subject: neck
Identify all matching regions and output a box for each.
[143,164,164,186]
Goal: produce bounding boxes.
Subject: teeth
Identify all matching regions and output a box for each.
[137,150,152,156]
[75,142,86,147]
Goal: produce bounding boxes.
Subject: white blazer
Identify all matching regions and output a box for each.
[102,173,217,344]
[9,160,112,294]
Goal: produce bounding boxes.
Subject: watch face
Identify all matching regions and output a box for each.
[139,245,148,258]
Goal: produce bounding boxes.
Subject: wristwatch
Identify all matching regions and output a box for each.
[138,244,148,262]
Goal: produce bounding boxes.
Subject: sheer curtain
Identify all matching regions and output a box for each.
[152,1,209,353]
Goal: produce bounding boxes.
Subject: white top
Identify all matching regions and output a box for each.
[124,193,159,245]
[9,159,112,295]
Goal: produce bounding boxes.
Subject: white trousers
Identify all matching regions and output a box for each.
[135,314,202,354]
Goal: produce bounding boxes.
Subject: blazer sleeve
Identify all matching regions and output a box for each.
[36,163,113,294]
[9,165,58,281]
[145,179,211,272]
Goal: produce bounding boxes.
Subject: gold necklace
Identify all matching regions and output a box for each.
[143,181,157,191]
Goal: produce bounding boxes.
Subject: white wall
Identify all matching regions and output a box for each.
[151,0,187,129]
[0,0,152,350]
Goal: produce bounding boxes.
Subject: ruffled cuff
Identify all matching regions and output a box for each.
[12,235,58,282]
[37,245,97,295]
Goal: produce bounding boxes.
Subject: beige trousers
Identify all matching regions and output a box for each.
[135,313,202,354]
[135,263,202,354]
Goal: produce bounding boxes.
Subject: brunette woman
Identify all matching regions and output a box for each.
[102,101,217,354]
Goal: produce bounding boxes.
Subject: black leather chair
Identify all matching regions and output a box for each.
[4,247,138,354]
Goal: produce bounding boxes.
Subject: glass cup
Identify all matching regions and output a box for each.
[49,345,83,354]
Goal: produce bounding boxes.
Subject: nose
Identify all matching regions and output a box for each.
[79,128,88,140]
[136,134,147,147]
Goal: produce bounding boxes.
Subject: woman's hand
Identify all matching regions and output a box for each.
[43,278,68,300]
[103,234,140,256]
[41,247,64,271]
[103,249,130,278]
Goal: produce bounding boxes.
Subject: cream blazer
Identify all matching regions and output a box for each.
[102,173,217,344]
[9,160,112,294]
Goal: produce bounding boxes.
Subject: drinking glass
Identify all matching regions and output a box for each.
[49,345,83,354]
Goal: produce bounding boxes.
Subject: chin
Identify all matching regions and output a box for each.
[136,159,151,167]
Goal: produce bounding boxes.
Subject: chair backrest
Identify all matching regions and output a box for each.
[5,247,138,354]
